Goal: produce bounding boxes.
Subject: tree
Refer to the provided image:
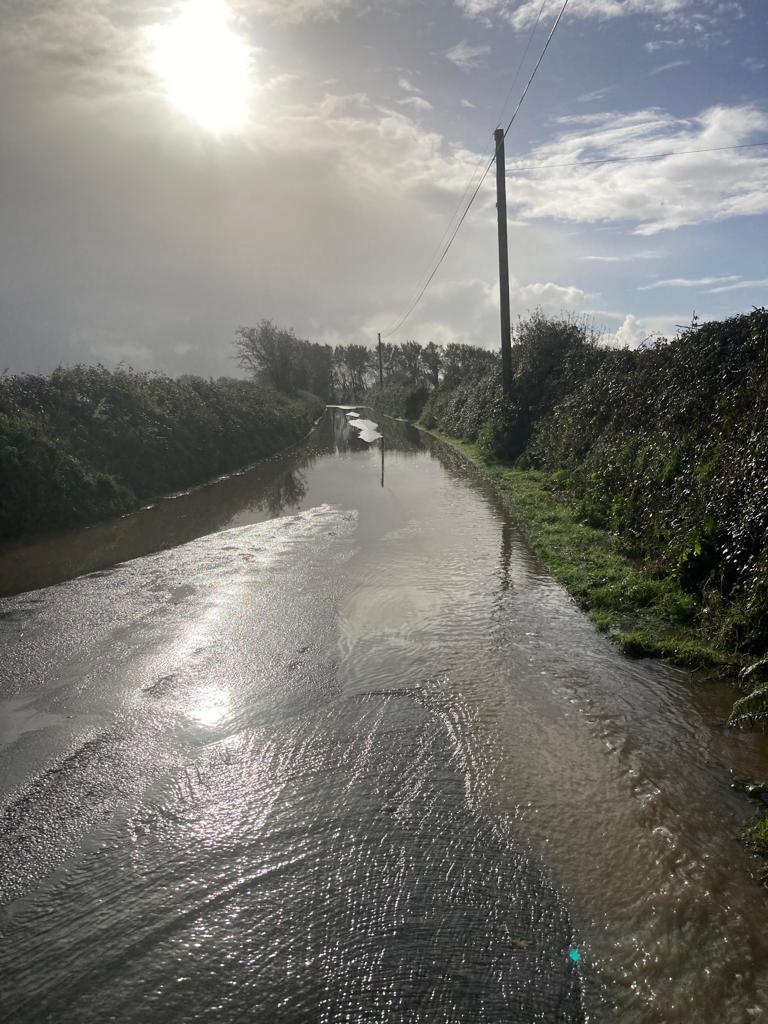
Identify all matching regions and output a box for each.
[235,320,296,392]
[442,343,498,387]
[421,342,442,388]
[343,344,372,397]
[399,341,423,384]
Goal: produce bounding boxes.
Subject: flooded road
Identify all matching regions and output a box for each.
[1,410,767,1022]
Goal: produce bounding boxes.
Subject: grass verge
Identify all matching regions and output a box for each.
[746,816,768,857]
[419,428,737,675]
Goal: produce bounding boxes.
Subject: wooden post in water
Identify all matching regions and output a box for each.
[494,128,513,399]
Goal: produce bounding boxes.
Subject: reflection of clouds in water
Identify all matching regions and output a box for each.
[189,684,231,727]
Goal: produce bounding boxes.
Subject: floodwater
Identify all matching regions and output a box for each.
[1,409,767,1023]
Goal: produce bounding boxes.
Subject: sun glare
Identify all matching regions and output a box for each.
[151,0,251,134]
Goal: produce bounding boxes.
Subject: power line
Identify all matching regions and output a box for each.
[494,0,549,130]
[382,0,570,338]
[384,1,549,341]
[506,139,768,173]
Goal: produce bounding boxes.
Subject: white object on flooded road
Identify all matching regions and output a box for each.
[348,417,382,443]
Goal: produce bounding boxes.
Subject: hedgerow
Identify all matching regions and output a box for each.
[0,367,322,539]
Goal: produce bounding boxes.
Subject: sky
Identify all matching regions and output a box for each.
[0,0,766,376]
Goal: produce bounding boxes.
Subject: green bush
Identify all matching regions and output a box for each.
[0,367,323,539]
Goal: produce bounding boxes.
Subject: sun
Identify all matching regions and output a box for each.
[150,0,252,134]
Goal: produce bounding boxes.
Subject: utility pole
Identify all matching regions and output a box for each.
[494,127,512,398]
[378,332,384,391]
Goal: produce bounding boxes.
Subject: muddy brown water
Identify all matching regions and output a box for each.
[1,409,767,1022]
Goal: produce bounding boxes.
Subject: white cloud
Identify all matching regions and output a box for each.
[707,278,768,294]
[581,250,661,262]
[644,37,685,52]
[516,279,588,308]
[745,57,768,73]
[506,104,768,234]
[374,274,588,347]
[398,76,421,93]
[456,0,742,31]
[443,40,491,71]
[577,86,614,104]
[398,96,434,112]
[638,274,740,289]
[455,0,687,28]
[460,98,476,108]
[649,59,690,75]
[513,0,690,26]
[605,313,659,348]
[0,1,152,99]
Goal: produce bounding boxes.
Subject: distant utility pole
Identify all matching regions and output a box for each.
[494,127,513,399]
[378,332,384,391]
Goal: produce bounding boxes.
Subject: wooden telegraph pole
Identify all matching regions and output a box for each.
[494,128,513,398]
[378,332,384,391]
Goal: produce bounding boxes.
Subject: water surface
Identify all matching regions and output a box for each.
[1,410,767,1022]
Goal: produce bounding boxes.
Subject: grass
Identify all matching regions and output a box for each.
[420,429,736,675]
[745,816,768,858]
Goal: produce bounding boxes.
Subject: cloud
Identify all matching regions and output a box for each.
[644,37,685,52]
[443,40,491,71]
[577,86,614,104]
[707,278,768,294]
[638,275,740,290]
[506,104,768,234]
[606,314,649,348]
[375,274,588,347]
[398,76,421,93]
[0,34,506,374]
[581,250,661,262]
[507,0,689,27]
[460,98,476,108]
[649,60,690,75]
[516,279,588,308]
[0,0,153,99]
[398,96,434,112]
[744,57,768,73]
[604,313,660,348]
[456,0,742,31]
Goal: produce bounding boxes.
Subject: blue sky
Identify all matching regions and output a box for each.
[0,0,766,373]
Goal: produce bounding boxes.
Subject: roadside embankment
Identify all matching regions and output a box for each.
[421,429,732,672]
[0,366,323,540]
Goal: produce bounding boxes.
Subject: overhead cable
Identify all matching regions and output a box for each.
[382,0,570,338]
[384,0,549,341]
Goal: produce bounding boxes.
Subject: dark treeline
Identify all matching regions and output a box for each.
[0,366,322,540]
[412,308,768,721]
[234,320,498,411]
[2,319,490,543]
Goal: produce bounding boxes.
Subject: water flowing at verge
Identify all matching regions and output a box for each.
[1,410,767,1022]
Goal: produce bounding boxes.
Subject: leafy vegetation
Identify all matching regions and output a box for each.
[745,815,768,859]
[0,366,322,539]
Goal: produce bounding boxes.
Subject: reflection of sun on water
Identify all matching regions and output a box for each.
[189,685,231,727]
[150,0,251,133]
